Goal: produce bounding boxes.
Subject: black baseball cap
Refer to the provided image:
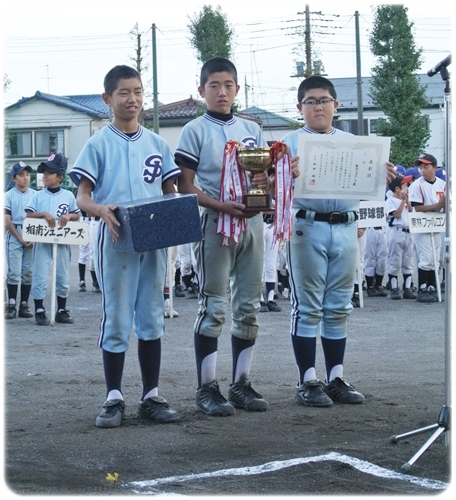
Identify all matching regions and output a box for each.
[37,153,68,176]
[389,174,413,192]
[415,154,437,167]
[10,161,32,177]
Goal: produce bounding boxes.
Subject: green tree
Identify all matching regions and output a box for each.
[369,5,430,166]
[187,5,235,63]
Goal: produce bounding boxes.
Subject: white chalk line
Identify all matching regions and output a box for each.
[125,451,448,494]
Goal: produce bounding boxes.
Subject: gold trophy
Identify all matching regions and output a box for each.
[236,146,274,213]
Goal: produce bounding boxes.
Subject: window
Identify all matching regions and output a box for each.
[5,131,32,157]
[5,129,64,158]
[332,119,369,136]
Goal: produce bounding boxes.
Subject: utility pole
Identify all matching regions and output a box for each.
[304,5,312,77]
[355,11,364,135]
[135,33,144,126]
[151,24,159,134]
[244,76,250,109]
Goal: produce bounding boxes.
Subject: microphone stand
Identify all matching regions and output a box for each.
[389,61,452,471]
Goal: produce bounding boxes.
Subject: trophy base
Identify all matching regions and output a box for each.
[242,193,273,214]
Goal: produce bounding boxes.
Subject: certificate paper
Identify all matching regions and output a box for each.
[295,134,391,200]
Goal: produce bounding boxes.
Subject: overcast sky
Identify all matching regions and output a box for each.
[2,0,452,119]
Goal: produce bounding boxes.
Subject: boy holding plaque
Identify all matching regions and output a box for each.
[175,57,271,416]
[281,76,396,407]
[70,65,182,428]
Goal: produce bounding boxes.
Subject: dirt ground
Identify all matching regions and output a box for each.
[3,252,452,496]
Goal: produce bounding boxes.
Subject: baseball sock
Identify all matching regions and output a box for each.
[321,337,346,382]
[232,336,255,383]
[418,268,427,290]
[389,274,398,289]
[138,338,161,400]
[375,274,384,287]
[90,270,98,286]
[20,284,31,304]
[7,283,18,305]
[403,274,412,289]
[34,299,44,312]
[102,349,125,400]
[265,282,275,302]
[365,276,374,288]
[79,263,86,282]
[291,335,317,384]
[195,333,218,387]
[57,296,67,312]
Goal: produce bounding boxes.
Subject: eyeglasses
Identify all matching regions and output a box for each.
[300,98,335,107]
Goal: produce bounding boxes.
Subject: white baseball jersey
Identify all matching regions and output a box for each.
[408,176,446,209]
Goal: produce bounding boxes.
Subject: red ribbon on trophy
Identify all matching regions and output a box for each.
[217,140,248,246]
[270,141,293,245]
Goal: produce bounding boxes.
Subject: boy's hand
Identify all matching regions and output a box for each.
[44,213,56,227]
[58,214,71,227]
[99,204,121,241]
[291,156,300,178]
[250,171,269,190]
[386,162,396,183]
[222,201,257,219]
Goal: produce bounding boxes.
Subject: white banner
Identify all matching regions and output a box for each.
[22,218,89,245]
[409,212,446,233]
[357,200,386,228]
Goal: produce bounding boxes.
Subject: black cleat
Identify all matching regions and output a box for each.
[195,380,235,416]
[35,310,50,326]
[324,377,365,404]
[295,380,333,407]
[228,376,269,411]
[55,309,74,324]
[18,302,34,318]
[96,399,125,428]
[5,304,17,320]
[138,396,180,423]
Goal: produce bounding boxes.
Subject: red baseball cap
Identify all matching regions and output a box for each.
[415,154,437,166]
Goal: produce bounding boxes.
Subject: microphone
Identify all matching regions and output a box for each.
[427,54,451,77]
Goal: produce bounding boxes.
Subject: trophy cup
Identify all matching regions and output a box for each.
[236,146,274,213]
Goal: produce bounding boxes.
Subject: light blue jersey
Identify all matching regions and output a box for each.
[281,126,358,340]
[175,113,267,200]
[69,123,181,352]
[25,188,80,301]
[70,124,181,204]
[4,186,36,287]
[176,112,267,340]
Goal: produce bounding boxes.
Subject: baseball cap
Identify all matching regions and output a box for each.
[10,161,32,177]
[37,153,68,176]
[388,174,413,192]
[405,167,420,179]
[415,154,437,167]
[394,165,406,175]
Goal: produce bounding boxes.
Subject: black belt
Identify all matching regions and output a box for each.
[393,226,409,233]
[93,216,101,221]
[14,224,22,228]
[374,226,383,230]
[296,210,358,224]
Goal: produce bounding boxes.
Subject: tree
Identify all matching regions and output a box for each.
[187,5,235,63]
[369,5,430,166]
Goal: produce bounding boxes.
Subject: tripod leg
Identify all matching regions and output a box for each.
[401,426,447,471]
[389,424,439,444]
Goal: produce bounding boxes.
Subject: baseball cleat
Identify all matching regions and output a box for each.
[295,380,333,407]
[228,376,269,411]
[324,377,365,404]
[196,380,235,416]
